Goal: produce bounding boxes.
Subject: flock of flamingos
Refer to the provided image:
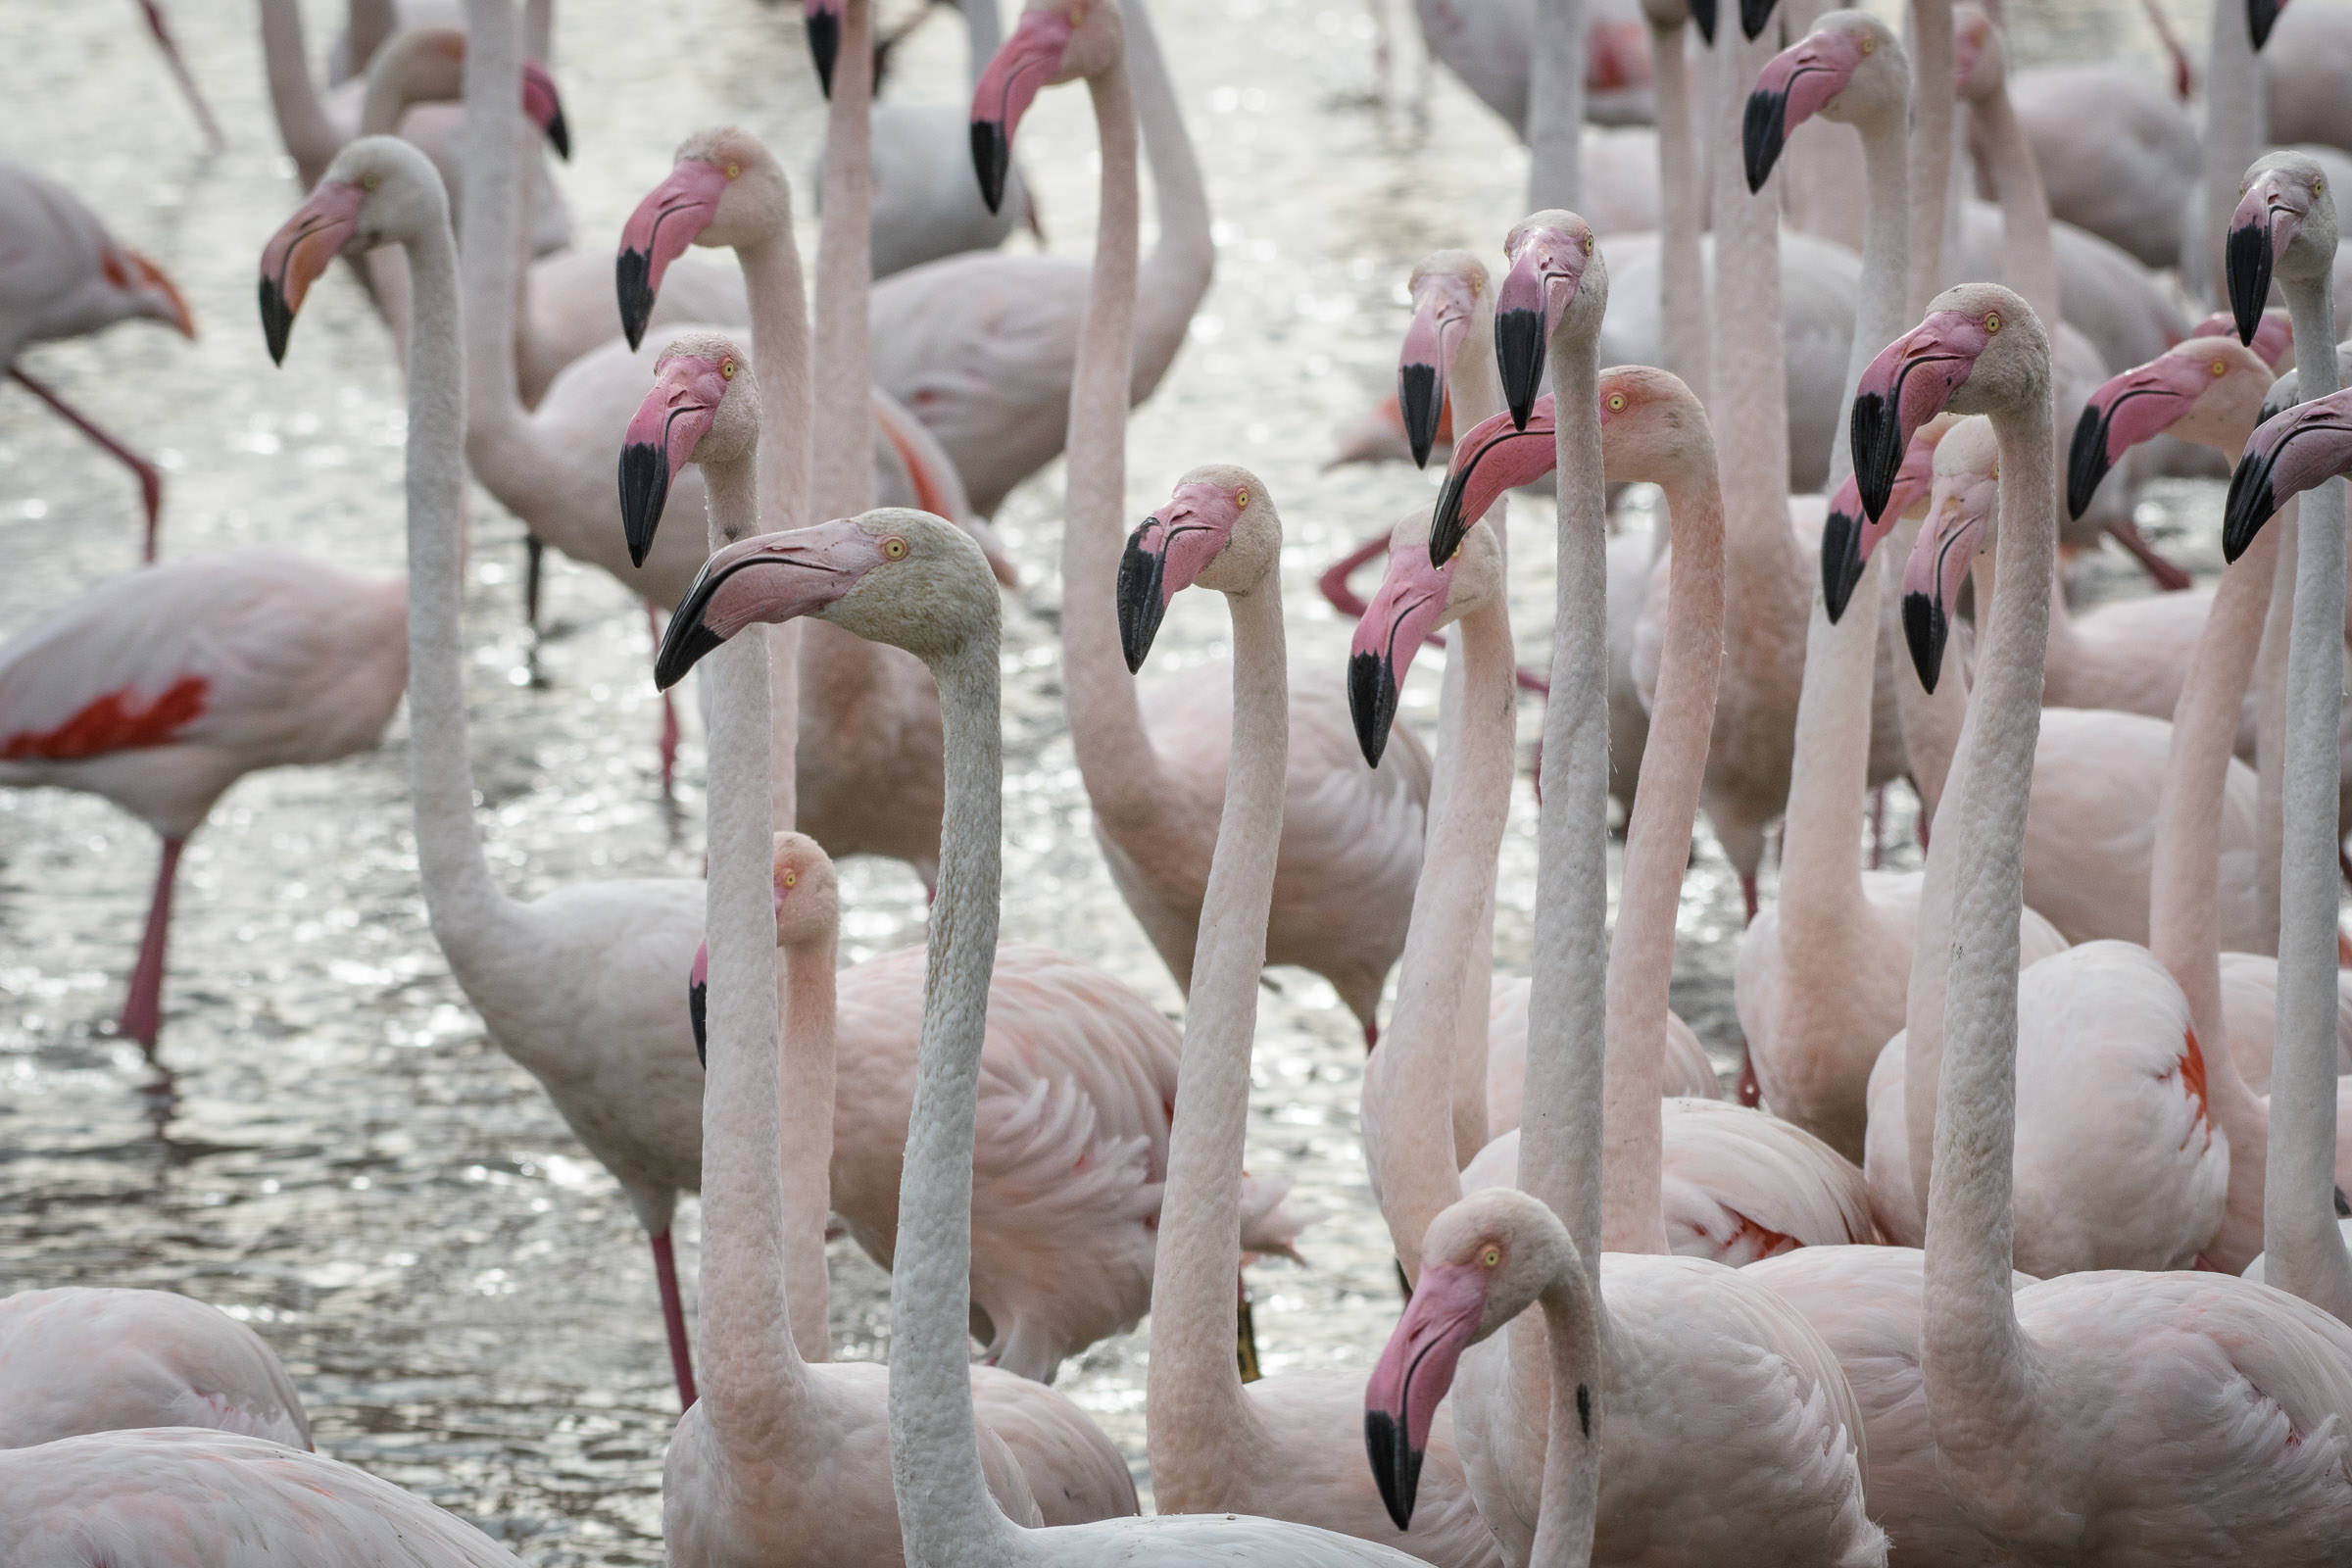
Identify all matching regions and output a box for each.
[16,0,2352,1560]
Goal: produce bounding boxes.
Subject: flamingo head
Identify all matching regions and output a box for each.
[2249,0,2285,51]
[1495,211,1605,434]
[2068,337,2274,519]
[521,61,571,160]
[2227,151,2338,349]
[617,128,784,351]
[970,0,1122,214]
[1744,12,1901,192]
[1366,1190,1587,1531]
[2190,309,2294,372]
[375,30,567,159]
[658,510,996,689]
[1117,466,1275,671]
[2225,382,2352,562]
[259,136,442,365]
[1596,365,1712,487]
[1431,396,1555,567]
[1849,283,2043,524]
[1348,506,1502,766]
[618,333,756,567]
[771,831,841,951]
[1821,414,1958,622]
[1900,416,2000,693]
[1399,251,1489,468]
[805,0,847,96]
[1951,4,2006,103]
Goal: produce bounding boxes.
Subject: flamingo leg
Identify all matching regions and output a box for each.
[650,1228,698,1409]
[1316,529,1392,618]
[646,605,679,798]
[117,836,184,1058]
[134,1,225,150]
[2102,515,2193,592]
[1869,785,1886,870]
[523,533,545,632]
[1234,1273,1262,1384]
[10,369,162,562]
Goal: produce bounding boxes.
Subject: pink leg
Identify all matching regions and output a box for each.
[1317,530,1393,619]
[11,369,162,562]
[1740,873,1759,926]
[118,837,184,1058]
[1869,785,1886,871]
[650,1228,698,1409]
[1736,1048,1761,1108]
[646,606,679,798]
[135,1,225,150]
[2103,515,2193,593]
[1363,1018,1379,1053]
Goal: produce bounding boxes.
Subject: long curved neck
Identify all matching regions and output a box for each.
[1125,0,1214,400]
[396,168,512,966]
[2254,503,2297,953]
[813,0,875,520]
[260,0,341,188]
[887,637,1023,1567]
[1600,454,1725,1254]
[1145,572,1288,1507]
[1519,317,1610,1277]
[1905,0,1954,314]
[1710,27,1793,572]
[2149,485,2276,1273]
[1527,1260,1603,1568]
[348,0,398,72]
[1652,19,1711,403]
[960,0,1002,81]
[1063,60,1160,821]
[735,219,816,829]
[1968,83,2059,332]
[2266,271,2352,1322]
[1776,101,1911,942]
[357,52,437,137]
[1368,588,1515,1280]
[1921,381,2054,1485]
[695,452,814,1435]
[2197,0,2266,305]
[1525,0,1585,209]
[461,0,527,459]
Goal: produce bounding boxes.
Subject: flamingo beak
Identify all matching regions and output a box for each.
[1398,292,1466,469]
[2249,0,2284,50]
[1689,0,1718,43]
[1348,543,1455,766]
[1848,311,1991,521]
[1740,0,1779,40]
[970,8,1074,214]
[1116,482,1244,671]
[2225,387,2352,562]
[521,62,570,160]
[616,159,730,353]
[128,252,197,340]
[1430,397,1557,567]
[806,0,847,96]
[1744,32,1862,193]
[1820,478,1870,623]
[1900,477,1988,693]
[258,179,366,366]
[1364,1262,1490,1531]
[618,354,731,567]
[688,940,710,1067]
[1494,227,1591,432]
[2226,173,2309,349]
[656,520,889,690]
[2066,355,2207,520]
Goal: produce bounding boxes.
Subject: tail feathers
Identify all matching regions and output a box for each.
[1239,1170,1320,1263]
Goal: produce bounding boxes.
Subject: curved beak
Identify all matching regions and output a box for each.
[2249,0,2284,51]
[616,160,729,353]
[2226,173,2309,349]
[1399,293,1466,469]
[970,8,1073,214]
[1740,0,1779,40]
[618,355,729,567]
[1494,230,1590,431]
[2192,308,2293,371]
[2066,355,2207,520]
[689,940,710,1068]
[258,179,366,366]
[1900,476,1988,693]
[806,0,846,96]
[521,61,571,160]
[1116,482,1244,671]
[1348,542,1455,766]
[1364,1262,1489,1531]
[1848,311,1990,521]
[1822,423,1946,620]
[2225,387,2352,562]
[1431,397,1556,567]
[1744,31,1861,193]
[656,519,889,690]
[127,251,196,341]
[1688,0,1718,42]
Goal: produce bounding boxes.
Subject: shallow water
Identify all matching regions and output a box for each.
[0,0,2222,1556]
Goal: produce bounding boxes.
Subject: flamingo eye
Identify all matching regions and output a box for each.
[726,162,742,179]
[781,869,797,889]
[1606,392,1626,413]
[1860,35,1875,52]
[720,360,736,379]
[883,536,909,560]
[1481,1246,1500,1268]
[362,172,381,190]
[2213,360,2228,377]
[1234,487,1250,509]
[1582,233,1594,256]
[2316,177,2327,196]
[1984,312,2001,333]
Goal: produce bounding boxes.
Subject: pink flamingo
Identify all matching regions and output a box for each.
[0,1288,309,1450]
[0,552,405,1056]
[971,0,1430,1044]
[1,160,195,561]
[1852,277,2352,1563]
[0,1429,535,1566]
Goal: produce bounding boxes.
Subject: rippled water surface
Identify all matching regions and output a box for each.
[0,0,2219,1557]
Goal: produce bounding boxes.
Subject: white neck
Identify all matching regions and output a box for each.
[813,0,875,520]
[959,0,1002,81]
[2265,271,2352,1321]
[1708,27,1796,574]
[460,0,528,454]
[1904,0,1954,315]
[1650,18,1711,404]
[1144,570,1288,1506]
[1599,453,1725,1254]
[259,0,341,187]
[2253,503,2297,953]
[1124,0,1214,403]
[348,0,399,73]
[2197,1,2267,305]
[1528,1260,1603,1568]
[1524,0,1586,210]
[1967,83,2059,333]
[1920,375,2055,1488]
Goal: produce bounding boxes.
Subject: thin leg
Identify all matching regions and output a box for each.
[1234,1274,1262,1384]
[134,1,225,150]
[11,369,162,561]
[650,1228,698,1409]
[1316,530,1392,619]
[1740,872,1759,926]
[1869,785,1886,870]
[523,533,546,632]
[647,606,679,798]
[1736,1048,1761,1108]
[2103,515,2193,593]
[118,837,184,1058]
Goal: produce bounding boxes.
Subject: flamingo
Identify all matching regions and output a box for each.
[2261,0,2352,156]
[0,1429,535,1567]
[971,0,1429,1044]
[1,160,195,561]
[1852,276,2352,1563]
[656,505,1429,1565]
[0,1288,309,1450]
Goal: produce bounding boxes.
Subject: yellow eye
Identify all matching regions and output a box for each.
[1582,233,1594,255]
[1984,312,2001,333]
[780,869,797,888]
[720,359,736,379]
[1234,487,1250,509]
[1481,1246,1500,1268]
[362,172,381,190]
[726,162,742,179]
[2316,177,2327,196]
[1860,35,1875,52]
[883,536,909,560]
[1606,392,1626,412]
[2213,360,2229,377]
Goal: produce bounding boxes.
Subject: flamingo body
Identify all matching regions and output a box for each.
[0,1290,309,1452]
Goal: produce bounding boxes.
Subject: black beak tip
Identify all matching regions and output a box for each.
[1820,510,1862,623]
[1116,532,1167,674]
[689,979,708,1068]
[1347,651,1397,769]
[546,106,571,161]
[618,442,668,569]
[1494,309,1545,434]
[1429,470,1471,568]
[1848,391,1899,523]
[655,616,725,692]
[808,8,841,96]
[1741,92,1786,194]
[616,249,655,354]
[1689,0,1718,42]
[2225,221,2274,348]
[2249,0,2282,50]
[2066,405,2111,522]
[1398,362,1442,470]
[1740,0,1779,40]
[1901,590,1947,694]
[259,274,293,367]
[1363,1409,1421,1532]
[2222,464,2276,564]
[970,121,1010,216]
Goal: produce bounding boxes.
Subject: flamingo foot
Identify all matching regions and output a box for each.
[1736,1047,1761,1108]
[2103,515,2193,592]
[650,1229,698,1409]
[11,369,163,562]
[116,837,183,1060]
[1235,1275,1262,1384]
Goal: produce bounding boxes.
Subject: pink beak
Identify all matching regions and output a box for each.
[520,61,571,160]
[1399,289,1467,469]
[970,8,1074,214]
[656,518,893,689]
[2192,308,2293,371]
[616,160,730,351]
[1363,1262,1490,1530]
[258,178,367,365]
[1430,396,1558,566]
[1347,539,1458,767]
[1743,27,1864,191]
[1494,224,1592,432]
[1848,309,1995,521]
[2224,383,2352,562]
[618,354,731,566]
[2066,350,2213,520]
[1116,480,1244,671]
[2225,168,2316,348]
[1900,471,1991,693]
